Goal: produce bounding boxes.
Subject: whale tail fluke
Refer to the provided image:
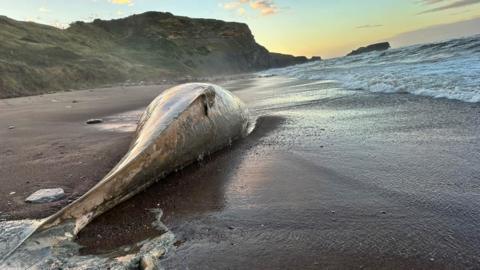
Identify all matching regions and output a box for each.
[0,217,77,269]
[0,219,45,266]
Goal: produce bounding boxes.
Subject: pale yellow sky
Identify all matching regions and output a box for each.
[247,2,480,57]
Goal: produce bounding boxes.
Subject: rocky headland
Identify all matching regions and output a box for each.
[0,12,314,98]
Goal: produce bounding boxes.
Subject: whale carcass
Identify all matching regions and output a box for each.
[2,83,251,264]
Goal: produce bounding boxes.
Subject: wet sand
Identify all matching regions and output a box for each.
[0,85,170,219]
[2,76,480,269]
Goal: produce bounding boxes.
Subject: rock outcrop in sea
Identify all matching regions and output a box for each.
[347,42,391,56]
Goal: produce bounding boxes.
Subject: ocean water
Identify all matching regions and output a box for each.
[261,35,480,103]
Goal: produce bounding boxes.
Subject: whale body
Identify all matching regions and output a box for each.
[45,83,250,233]
[1,83,251,265]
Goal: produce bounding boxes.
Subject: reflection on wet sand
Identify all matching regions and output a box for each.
[160,76,480,269]
[77,115,285,254]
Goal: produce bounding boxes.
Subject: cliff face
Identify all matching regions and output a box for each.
[0,12,309,98]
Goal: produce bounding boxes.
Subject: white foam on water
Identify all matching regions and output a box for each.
[0,211,175,269]
[260,35,480,103]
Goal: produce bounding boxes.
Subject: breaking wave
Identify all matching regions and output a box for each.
[261,35,480,103]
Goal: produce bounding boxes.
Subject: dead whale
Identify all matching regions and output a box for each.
[1,83,251,264]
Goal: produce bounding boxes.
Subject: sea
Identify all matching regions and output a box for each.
[261,35,480,103]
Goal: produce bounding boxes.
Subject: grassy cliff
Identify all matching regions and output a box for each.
[0,12,309,98]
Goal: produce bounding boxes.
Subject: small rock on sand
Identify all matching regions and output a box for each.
[25,188,65,203]
[8,125,15,129]
[85,119,103,124]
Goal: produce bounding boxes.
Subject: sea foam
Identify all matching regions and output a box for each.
[260,35,480,103]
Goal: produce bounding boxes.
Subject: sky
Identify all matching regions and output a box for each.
[1,0,480,58]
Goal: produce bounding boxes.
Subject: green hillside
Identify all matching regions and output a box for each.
[0,12,310,98]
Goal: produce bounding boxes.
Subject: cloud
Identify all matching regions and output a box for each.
[38,7,51,13]
[356,24,384,29]
[389,16,480,46]
[417,0,480,14]
[109,0,134,6]
[250,0,277,15]
[237,7,246,16]
[223,2,242,10]
[221,0,278,16]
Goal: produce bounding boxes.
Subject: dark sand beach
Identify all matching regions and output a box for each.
[0,85,169,219]
[2,76,480,269]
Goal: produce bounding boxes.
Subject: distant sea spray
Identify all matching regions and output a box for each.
[261,35,480,103]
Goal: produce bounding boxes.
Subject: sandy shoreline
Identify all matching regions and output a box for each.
[0,73,257,220]
[0,84,170,219]
[2,76,480,269]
